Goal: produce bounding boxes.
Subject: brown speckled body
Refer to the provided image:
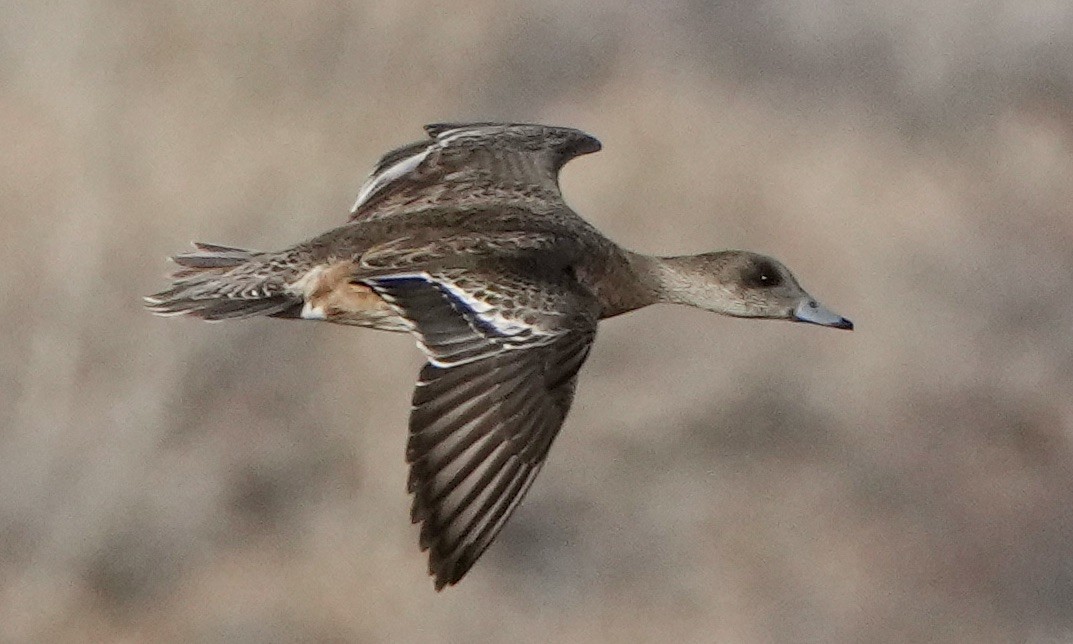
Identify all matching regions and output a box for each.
[237,203,657,328]
[145,123,852,590]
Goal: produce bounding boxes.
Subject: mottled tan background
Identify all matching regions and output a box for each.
[4,2,1073,642]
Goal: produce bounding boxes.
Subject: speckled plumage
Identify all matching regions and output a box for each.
[146,123,852,590]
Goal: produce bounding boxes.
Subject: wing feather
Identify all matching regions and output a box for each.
[366,268,598,589]
[408,334,594,589]
[349,123,601,222]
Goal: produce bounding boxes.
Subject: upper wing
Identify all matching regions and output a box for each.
[364,269,598,589]
[349,123,602,222]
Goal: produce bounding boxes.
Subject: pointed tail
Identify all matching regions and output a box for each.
[144,243,300,320]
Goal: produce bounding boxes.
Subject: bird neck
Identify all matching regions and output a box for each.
[642,252,740,315]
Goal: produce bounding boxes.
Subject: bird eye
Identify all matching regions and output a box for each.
[745,262,782,288]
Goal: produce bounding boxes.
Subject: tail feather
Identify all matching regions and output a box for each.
[166,242,259,280]
[145,242,300,321]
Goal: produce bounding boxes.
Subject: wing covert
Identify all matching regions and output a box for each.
[349,123,601,222]
[363,267,598,588]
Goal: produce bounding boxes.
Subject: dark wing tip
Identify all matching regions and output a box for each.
[427,535,479,590]
[557,129,602,160]
[432,569,456,591]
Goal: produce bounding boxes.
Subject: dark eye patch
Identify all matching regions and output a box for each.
[743,260,783,288]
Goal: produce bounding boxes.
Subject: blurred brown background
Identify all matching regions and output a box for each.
[4,1,1073,642]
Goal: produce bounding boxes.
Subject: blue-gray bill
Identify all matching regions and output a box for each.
[794,299,854,330]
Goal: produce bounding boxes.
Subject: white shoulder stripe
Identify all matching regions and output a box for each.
[350,125,469,214]
[433,127,478,147]
[351,146,431,213]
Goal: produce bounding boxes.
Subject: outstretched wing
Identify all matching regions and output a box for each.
[364,269,598,589]
[349,123,602,222]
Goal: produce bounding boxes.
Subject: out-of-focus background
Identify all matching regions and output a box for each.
[4,1,1073,642]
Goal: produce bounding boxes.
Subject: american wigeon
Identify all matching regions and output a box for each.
[146,123,852,589]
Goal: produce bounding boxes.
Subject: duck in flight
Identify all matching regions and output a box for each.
[146,123,853,589]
